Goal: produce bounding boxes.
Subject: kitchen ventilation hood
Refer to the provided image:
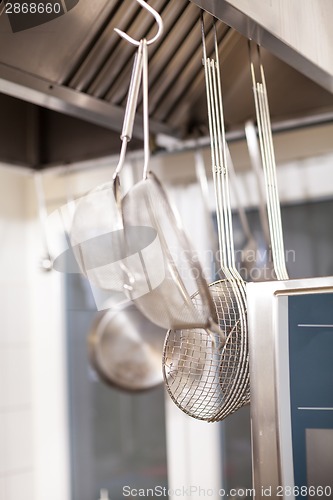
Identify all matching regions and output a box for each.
[0,0,333,168]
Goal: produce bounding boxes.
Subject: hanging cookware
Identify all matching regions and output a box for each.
[117,13,221,335]
[163,16,250,422]
[226,145,259,280]
[244,120,270,248]
[70,38,145,293]
[70,0,164,292]
[244,120,275,280]
[88,301,165,391]
[194,149,217,250]
[249,43,289,280]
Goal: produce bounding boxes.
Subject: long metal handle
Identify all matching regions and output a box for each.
[201,18,230,274]
[194,150,217,249]
[249,45,289,280]
[260,68,288,279]
[113,41,144,179]
[257,84,281,273]
[255,80,280,274]
[202,16,247,311]
[194,150,210,216]
[121,42,144,141]
[212,58,234,269]
[226,144,254,243]
[244,120,271,247]
[206,57,227,268]
[142,39,150,179]
[212,23,245,290]
[250,64,277,270]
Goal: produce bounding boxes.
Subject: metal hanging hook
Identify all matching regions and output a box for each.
[114,0,163,46]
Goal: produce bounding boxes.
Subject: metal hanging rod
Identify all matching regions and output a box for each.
[37,108,333,177]
[158,109,333,153]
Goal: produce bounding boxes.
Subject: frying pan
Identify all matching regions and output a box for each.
[88,301,165,392]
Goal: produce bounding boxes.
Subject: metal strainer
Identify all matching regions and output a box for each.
[120,24,221,335]
[163,16,250,422]
[70,3,165,293]
[122,171,220,331]
[70,39,144,293]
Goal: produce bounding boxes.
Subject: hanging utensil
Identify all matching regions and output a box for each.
[194,149,218,251]
[70,34,145,292]
[117,9,221,336]
[34,172,53,272]
[88,301,165,392]
[244,120,275,280]
[249,43,289,280]
[244,120,270,248]
[70,44,143,288]
[226,145,259,280]
[163,16,250,422]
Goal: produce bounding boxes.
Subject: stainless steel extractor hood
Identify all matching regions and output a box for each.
[0,0,333,168]
[191,0,333,93]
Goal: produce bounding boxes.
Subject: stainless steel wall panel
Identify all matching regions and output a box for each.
[191,0,333,92]
[66,0,124,91]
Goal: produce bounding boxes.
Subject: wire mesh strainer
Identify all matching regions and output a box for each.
[163,16,250,422]
[122,172,220,330]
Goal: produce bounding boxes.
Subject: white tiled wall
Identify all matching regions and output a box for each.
[0,476,5,500]
[26,175,70,500]
[0,346,32,409]
[0,167,35,500]
[0,167,70,500]
[6,471,35,500]
[4,410,34,472]
[0,284,32,345]
[0,413,6,476]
